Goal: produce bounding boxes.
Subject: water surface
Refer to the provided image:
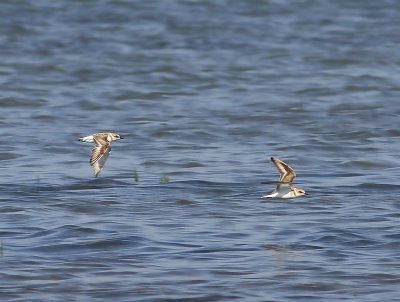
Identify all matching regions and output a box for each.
[1,1,400,301]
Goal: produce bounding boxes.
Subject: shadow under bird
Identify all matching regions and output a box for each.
[78,132,123,177]
[261,157,307,199]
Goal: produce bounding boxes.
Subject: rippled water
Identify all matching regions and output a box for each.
[1,1,400,301]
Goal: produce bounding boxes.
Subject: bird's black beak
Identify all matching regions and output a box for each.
[120,137,124,139]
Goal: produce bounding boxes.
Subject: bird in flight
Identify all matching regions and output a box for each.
[78,132,123,177]
[261,157,306,199]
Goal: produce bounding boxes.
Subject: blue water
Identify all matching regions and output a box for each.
[1,1,400,301]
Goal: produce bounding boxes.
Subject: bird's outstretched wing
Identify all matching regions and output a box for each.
[90,136,111,177]
[271,157,296,183]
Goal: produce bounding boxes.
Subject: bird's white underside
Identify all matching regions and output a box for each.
[79,135,94,143]
[262,183,297,199]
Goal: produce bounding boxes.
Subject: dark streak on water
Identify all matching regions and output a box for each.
[1,0,400,301]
